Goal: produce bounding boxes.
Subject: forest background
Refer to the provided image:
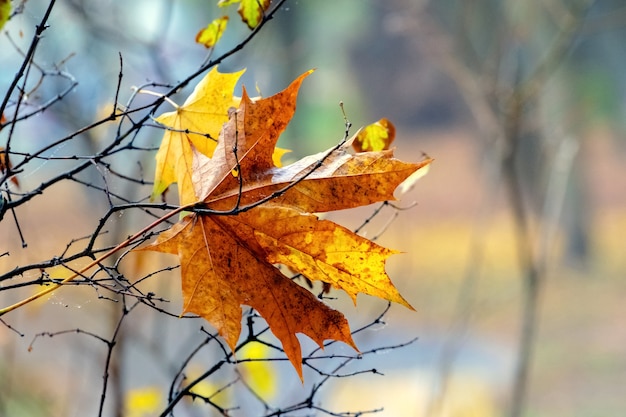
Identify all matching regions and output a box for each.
[1,0,626,416]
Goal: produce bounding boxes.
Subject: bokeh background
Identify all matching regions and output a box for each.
[1,0,626,416]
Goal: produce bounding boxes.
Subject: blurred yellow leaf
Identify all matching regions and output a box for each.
[124,386,162,417]
[352,118,396,153]
[185,366,230,406]
[195,16,229,48]
[47,264,79,280]
[0,0,10,31]
[239,342,276,400]
[25,262,94,317]
[188,378,215,399]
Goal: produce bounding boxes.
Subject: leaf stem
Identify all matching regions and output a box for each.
[131,86,180,110]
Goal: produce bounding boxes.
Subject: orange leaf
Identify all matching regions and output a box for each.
[144,70,432,379]
[146,214,356,379]
[191,70,313,201]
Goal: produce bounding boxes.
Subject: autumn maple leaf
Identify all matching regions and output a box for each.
[144,70,432,379]
[152,67,244,204]
[152,67,290,205]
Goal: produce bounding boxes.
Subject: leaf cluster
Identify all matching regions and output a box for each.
[144,67,431,378]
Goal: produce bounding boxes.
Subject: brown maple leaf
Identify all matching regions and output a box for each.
[144,70,432,379]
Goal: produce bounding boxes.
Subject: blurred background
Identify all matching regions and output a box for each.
[1,0,626,416]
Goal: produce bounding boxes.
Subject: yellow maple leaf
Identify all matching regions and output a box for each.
[152,67,244,204]
[243,207,410,307]
[144,70,432,380]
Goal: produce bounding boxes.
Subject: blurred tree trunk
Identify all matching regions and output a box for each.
[373,1,604,416]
